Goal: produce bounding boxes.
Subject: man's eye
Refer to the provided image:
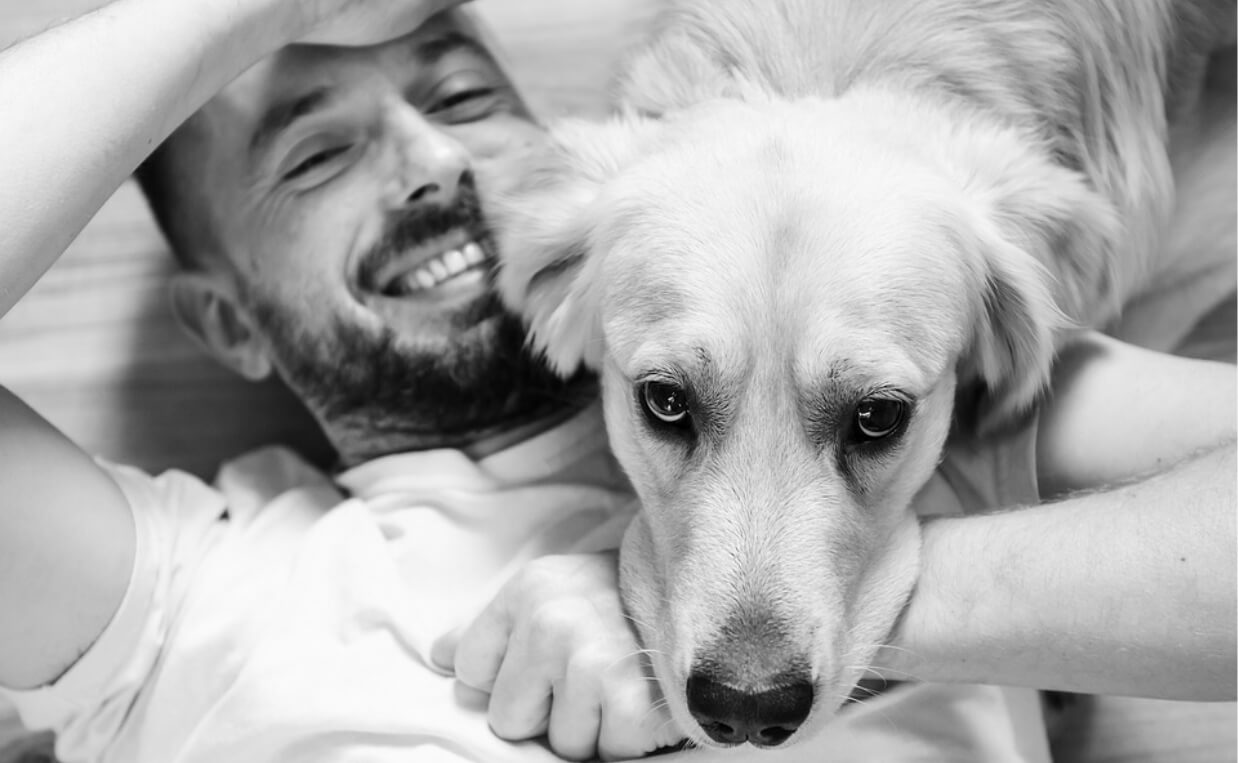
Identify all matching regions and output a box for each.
[428,87,502,122]
[282,145,352,182]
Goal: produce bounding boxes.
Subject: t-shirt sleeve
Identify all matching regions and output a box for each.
[0,461,228,762]
[910,413,1042,517]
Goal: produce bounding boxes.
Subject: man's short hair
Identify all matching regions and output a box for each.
[133,118,225,273]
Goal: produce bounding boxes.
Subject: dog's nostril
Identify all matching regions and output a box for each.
[686,673,814,747]
[754,722,796,747]
[699,720,745,745]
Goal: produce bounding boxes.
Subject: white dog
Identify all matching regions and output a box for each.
[490,0,1235,749]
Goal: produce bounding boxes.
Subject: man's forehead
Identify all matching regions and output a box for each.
[206,11,487,124]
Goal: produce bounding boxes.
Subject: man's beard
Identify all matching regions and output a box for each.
[246,177,588,457]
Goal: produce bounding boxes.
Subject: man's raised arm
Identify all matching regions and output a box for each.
[0,0,462,318]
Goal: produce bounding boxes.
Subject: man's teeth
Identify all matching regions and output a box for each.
[390,242,488,294]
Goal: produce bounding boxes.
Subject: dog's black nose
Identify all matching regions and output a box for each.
[686,672,814,747]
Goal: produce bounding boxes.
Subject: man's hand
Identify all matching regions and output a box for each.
[292,0,469,46]
[432,553,684,761]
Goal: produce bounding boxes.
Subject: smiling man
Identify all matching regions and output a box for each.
[145,12,578,462]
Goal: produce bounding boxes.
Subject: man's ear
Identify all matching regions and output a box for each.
[490,114,662,376]
[169,272,272,381]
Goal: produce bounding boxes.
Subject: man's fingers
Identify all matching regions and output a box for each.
[429,627,461,673]
[598,677,679,761]
[547,667,602,762]
[453,598,514,691]
[487,644,554,742]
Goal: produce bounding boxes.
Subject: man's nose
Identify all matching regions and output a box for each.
[384,102,470,208]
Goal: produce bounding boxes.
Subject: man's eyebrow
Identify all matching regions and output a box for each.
[413,31,493,67]
[248,87,334,158]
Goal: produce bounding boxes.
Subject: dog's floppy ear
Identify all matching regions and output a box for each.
[491,114,662,376]
[960,219,1066,429]
[953,129,1121,428]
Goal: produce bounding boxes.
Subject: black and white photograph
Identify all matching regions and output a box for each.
[0,1,1234,761]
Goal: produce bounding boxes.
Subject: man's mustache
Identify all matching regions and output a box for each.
[358,172,488,292]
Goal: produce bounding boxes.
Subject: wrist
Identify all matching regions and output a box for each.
[214,0,310,57]
[870,516,927,676]
[159,0,308,67]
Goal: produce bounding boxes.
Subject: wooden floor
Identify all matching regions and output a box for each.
[0,2,1233,761]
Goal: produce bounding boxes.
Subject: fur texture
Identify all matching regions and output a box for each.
[490,0,1235,748]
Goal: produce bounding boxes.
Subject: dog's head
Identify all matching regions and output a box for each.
[490,93,1116,747]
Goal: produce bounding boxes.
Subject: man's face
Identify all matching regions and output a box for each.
[190,12,576,455]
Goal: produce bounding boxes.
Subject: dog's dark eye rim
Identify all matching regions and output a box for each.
[638,379,691,427]
[851,395,910,442]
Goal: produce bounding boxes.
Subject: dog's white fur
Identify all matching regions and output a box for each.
[491,0,1236,748]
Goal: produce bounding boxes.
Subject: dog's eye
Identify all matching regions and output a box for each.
[641,380,690,426]
[853,397,906,441]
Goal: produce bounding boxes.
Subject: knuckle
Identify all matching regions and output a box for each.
[566,643,617,679]
[517,555,569,588]
[528,601,584,641]
[604,688,654,730]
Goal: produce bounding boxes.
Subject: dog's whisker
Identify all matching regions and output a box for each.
[622,613,660,633]
[865,643,921,658]
[842,654,923,682]
[640,698,673,726]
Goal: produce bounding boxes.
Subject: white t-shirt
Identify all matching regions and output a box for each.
[0,405,1049,763]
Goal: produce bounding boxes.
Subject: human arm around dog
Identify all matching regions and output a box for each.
[0,0,461,689]
[876,333,1237,700]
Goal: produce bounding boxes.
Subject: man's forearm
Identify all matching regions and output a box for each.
[0,0,296,318]
[877,441,1237,700]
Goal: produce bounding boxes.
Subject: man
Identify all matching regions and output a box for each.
[0,0,1232,762]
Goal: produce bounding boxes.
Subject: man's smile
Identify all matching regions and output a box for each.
[379,236,490,296]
